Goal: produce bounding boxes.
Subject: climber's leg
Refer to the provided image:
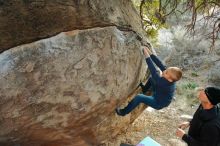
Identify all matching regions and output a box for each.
[116,94,159,116]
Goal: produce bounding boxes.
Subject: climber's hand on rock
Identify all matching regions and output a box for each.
[143,47,150,58]
[145,47,152,55]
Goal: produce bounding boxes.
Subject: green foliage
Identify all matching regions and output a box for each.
[146,28,158,42]
[191,72,199,77]
[176,81,198,95]
[182,82,198,90]
[138,0,172,41]
[142,1,166,28]
[131,0,161,40]
[136,0,220,47]
[176,81,200,106]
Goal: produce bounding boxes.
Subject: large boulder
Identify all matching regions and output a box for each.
[0,1,150,145]
[0,26,147,146]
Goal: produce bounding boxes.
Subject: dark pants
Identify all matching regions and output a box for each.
[120,78,163,115]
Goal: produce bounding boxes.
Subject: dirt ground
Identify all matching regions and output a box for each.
[107,70,207,146]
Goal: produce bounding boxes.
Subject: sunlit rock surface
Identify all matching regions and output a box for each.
[0,26,147,146]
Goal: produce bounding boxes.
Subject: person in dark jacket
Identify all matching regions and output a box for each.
[176,86,220,146]
[115,47,182,116]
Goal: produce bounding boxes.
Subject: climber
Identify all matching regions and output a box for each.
[176,86,220,146]
[115,46,182,116]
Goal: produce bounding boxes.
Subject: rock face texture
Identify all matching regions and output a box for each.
[0,0,144,53]
[0,1,148,146]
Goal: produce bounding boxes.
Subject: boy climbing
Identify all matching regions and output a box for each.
[116,46,182,116]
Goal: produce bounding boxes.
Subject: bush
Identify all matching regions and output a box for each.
[182,82,198,90]
[176,81,199,107]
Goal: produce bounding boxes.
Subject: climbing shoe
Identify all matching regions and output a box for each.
[115,107,125,116]
[139,82,144,88]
